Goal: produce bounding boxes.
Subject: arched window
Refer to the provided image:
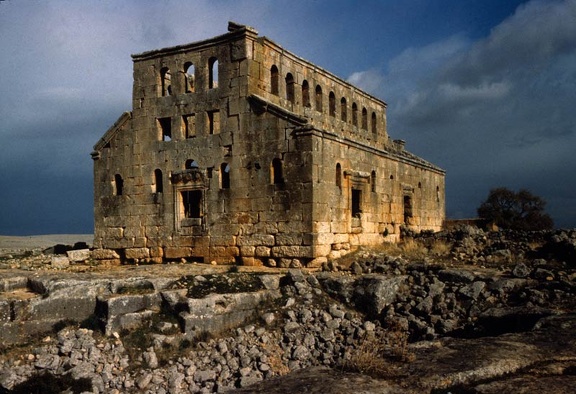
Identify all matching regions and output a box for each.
[184,62,195,93]
[270,65,279,95]
[315,85,322,112]
[336,163,342,190]
[114,174,124,196]
[154,169,163,193]
[371,112,377,138]
[285,73,295,103]
[340,98,347,122]
[329,92,336,117]
[160,67,171,96]
[371,170,376,192]
[352,103,358,127]
[185,159,199,169]
[271,158,284,184]
[362,107,368,130]
[302,80,310,107]
[209,57,218,89]
[220,163,230,189]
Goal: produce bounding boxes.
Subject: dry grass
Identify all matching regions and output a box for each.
[429,239,452,257]
[344,323,414,378]
[399,239,429,260]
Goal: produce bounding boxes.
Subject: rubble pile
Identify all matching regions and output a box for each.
[0,227,574,393]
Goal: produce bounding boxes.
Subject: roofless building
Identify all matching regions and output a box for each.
[92,22,445,266]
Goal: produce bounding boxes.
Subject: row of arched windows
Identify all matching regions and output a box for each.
[113,157,285,197]
[270,65,379,135]
[159,58,219,97]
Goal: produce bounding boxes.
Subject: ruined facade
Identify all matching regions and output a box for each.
[92,22,445,266]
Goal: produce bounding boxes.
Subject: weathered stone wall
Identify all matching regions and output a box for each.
[92,23,445,265]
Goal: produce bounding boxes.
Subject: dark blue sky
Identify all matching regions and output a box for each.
[1,0,575,235]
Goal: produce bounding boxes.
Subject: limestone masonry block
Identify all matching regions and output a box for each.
[125,248,150,260]
[66,249,91,262]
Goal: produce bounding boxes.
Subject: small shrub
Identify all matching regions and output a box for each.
[344,334,390,377]
[344,324,414,378]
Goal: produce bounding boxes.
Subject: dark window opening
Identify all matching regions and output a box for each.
[285,73,295,103]
[302,80,310,107]
[183,114,196,138]
[158,117,172,141]
[340,97,347,122]
[371,112,377,137]
[404,195,413,224]
[185,159,199,169]
[182,190,202,218]
[220,163,230,189]
[208,110,220,134]
[154,169,163,193]
[160,67,171,96]
[371,170,376,192]
[336,163,342,190]
[362,107,368,130]
[329,92,336,117]
[271,158,284,184]
[114,174,123,196]
[209,57,218,89]
[352,103,358,127]
[315,85,322,112]
[271,65,279,95]
[352,189,362,218]
[184,62,195,93]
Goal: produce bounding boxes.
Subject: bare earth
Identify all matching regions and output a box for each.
[0,234,93,250]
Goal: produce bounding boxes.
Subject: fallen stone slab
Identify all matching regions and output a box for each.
[66,249,91,262]
[180,290,281,337]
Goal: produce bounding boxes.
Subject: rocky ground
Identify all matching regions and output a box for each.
[0,227,575,393]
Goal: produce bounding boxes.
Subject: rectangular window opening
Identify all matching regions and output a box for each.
[158,117,172,141]
[352,189,362,218]
[182,190,203,218]
[404,195,413,224]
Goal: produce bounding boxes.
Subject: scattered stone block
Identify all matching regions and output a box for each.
[66,249,91,262]
[51,256,70,269]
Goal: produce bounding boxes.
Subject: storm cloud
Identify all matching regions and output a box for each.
[1,0,574,234]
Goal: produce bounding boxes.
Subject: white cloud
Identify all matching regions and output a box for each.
[347,70,384,95]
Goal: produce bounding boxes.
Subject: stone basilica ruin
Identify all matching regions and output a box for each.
[92,22,445,266]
